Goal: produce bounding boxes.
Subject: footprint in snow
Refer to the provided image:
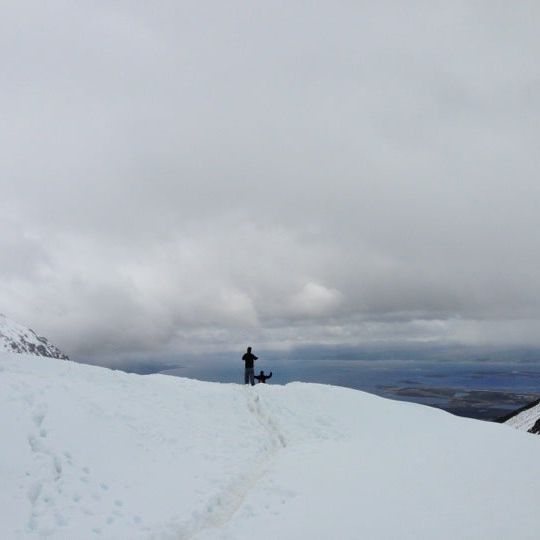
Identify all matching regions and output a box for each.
[33,412,45,427]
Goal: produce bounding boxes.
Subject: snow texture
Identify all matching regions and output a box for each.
[1,352,539,539]
[505,400,540,433]
[0,314,68,359]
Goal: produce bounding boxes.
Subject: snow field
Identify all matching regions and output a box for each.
[1,353,539,539]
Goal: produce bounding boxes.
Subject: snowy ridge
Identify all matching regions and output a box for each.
[504,399,540,434]
[0,314,68,359]
[1,353,539,539]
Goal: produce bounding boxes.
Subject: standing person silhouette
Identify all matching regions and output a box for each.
[242,346,257,386]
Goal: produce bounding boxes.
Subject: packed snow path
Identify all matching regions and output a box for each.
[1,354,539,539]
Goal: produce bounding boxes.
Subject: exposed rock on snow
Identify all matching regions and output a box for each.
[527,418,540,434]
[501,398,540,435]
[0,314,68,359]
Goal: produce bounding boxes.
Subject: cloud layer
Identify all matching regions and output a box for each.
[2,1,540,357]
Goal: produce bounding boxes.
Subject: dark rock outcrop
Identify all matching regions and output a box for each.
[528,419,540,435]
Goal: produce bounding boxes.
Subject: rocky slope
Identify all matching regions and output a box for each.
[498,398,540,435]
[0,314,68,359]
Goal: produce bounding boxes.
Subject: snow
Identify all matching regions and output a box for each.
[506,401,540,432]
[1,352,539,539]
[0,314,68,359]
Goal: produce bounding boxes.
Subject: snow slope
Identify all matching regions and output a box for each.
[504,399,540,434]
[0,314,68,359]
[1,353,539,540]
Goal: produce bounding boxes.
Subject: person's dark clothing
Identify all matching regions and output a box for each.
[242,350,258,385]
[244,368,255,386]
[254,371,272,384]
[242,352,258,369]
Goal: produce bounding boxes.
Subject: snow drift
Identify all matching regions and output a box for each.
[1,352,539,539]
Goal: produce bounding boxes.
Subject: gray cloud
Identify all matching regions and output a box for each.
[2,1,540,358]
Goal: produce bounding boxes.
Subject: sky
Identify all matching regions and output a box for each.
[1,1,540,360]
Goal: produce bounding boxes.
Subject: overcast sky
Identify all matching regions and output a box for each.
[1,1,540,359]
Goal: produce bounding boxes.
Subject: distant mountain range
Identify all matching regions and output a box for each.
[0,314,68,360]
[498,398,540,435]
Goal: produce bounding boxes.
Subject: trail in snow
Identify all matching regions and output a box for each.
[164,389,289,540]
[13,371,134,538]
[2,354,540,540]
[245,391,288,450]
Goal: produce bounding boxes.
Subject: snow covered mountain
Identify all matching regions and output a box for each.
[501,398,540,435]
[1,353,539,539]
[0,314,68,359]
